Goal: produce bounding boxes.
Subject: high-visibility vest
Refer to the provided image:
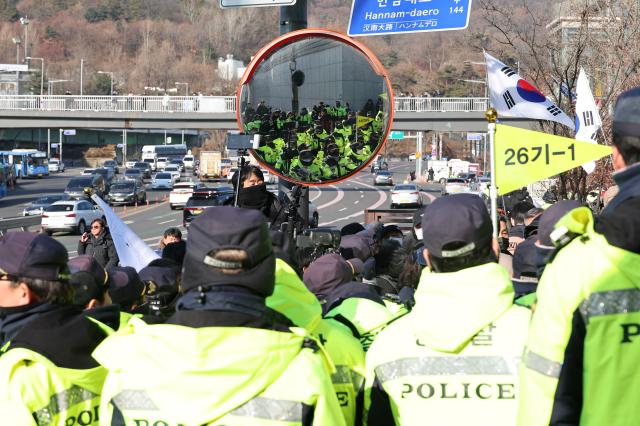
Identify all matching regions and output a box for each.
[268,259,366,426]
[0,348,107,425]
[366,305,530,425]
[94,318,346,426]
[518,207,640,426]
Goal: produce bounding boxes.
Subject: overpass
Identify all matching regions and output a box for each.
[0,95,537,132]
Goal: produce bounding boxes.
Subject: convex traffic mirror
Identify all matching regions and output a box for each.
[238,29,393,186]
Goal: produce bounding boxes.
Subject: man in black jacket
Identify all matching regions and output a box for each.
[78,218,119,269]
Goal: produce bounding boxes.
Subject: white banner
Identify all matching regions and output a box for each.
[91,194,159,271]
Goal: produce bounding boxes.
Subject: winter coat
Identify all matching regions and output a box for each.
[77,230,119,269]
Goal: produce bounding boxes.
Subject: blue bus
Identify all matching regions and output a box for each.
[0,150,49,178]
[0,163,7,200]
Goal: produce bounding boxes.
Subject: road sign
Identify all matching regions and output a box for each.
[389,131,404,140]
[467,133,483,141]
[348,0,472,37]
[51,143,58,148]
[415,152,422,159]
[220,0,295,8]
[62,129,76,136]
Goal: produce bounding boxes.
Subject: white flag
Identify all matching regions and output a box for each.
[484,51,575,129]
[575,68,602,174]
[91,194,160,271]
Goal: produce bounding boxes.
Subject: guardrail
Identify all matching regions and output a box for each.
[0,215,42,236]
[0,95,489,114]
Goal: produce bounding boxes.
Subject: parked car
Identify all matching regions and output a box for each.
[390,183,423,209]
[123,168,144,182]
[49,159,65,173]
[107,181,147,206]
[41,199,104,235]
[23,194,72,216]
[373,171,393,186]
[169,181,207,210]
[183,154,195,169]
[151,172,176,190]
[442,178,469,196]
[133,162,152,179]
[125,159,138,169]
[65,175,107,199]
[81,168,95,176]
[164,165,181,182]
[183,187,235,227]
[103,160,119,174]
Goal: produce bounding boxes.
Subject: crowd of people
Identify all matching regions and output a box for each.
[0,87,638,425]
[243,97,387,182]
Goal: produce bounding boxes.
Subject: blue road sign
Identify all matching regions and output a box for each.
[348,0,472,37]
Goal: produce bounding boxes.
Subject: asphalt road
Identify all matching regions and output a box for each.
[0,161,441,255]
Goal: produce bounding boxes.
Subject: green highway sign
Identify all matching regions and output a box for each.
[389,131,404,140]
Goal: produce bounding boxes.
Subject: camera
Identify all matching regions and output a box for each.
[296,227,342,268]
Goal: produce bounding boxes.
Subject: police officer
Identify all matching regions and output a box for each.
[365,194,531,425]
[94,207,345,425]
[0,232,118,425]
[518,87,640,426]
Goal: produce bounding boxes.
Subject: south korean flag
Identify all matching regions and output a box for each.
[484,51,575,129]
[575,68,603,173]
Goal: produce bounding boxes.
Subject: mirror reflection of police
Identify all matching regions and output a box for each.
[228,166,288,230]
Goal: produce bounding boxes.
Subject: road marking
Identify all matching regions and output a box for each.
[158,219,175,225]
[123,220,134,225]
[339,207,347,212]
[320,179,387,226]
[310,187,322,202]
[360,194,364,198]
[317,185,345,210]
[354,200,359,205]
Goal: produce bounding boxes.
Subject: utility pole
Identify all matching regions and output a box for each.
[279,0,308,227]
[80,59,85,96]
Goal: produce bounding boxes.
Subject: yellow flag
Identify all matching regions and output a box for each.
[356,115,374,128]
[495,124,612,195]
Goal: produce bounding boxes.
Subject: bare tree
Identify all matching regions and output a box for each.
[478,0,640,200]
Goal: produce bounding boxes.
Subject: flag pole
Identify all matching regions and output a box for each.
[485,108,498,240]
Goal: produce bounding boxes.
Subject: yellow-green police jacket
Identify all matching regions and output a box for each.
[93,316,345,426]
[0,348,106,426]
[365,262,531,426]
[518,207,640,426]
[267,259,366,426]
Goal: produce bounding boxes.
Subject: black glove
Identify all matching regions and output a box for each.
[398,286,416,311]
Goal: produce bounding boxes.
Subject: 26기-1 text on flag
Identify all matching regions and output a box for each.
[494,124,612,195]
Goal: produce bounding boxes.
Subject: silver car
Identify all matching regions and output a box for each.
[374,171,393,186]
[23,194,72,216]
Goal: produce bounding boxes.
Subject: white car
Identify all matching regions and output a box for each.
[151,172,176,190]
[390,183,423,209]
[156,157,168,171]
[261,169,276,184]
[125,159,138,169]
[164,165,181,182]
[183,155,195,169]
[81,168,95,176]
[169,181,206,210]
[442,178,469,196]
[49,159,65,173]
[41,200,104,235]
[227,167,239,183]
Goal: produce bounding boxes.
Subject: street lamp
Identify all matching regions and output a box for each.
[26,57,44,96]
[175,81,188,96]
[48,79,72,96]
[11,37,21,64]
[20,17,29,61]
[97,71,114,95]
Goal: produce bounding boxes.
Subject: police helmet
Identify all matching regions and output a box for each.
[299,150,315,166]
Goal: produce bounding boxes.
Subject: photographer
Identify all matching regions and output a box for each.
[78,218,118,269]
